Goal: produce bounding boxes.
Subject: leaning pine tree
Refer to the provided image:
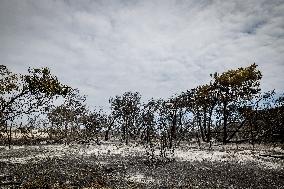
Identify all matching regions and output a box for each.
[0,65,70,148]
[211,63,262,144]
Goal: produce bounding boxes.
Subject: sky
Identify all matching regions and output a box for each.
[1,0,284,110]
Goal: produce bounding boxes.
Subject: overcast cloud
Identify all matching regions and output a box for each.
[1,0,284,110]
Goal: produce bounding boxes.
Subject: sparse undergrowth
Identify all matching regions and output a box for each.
[0,143,283,189]
[0,156,109,189]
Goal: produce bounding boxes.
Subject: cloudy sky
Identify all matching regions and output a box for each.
[1,0,284,110]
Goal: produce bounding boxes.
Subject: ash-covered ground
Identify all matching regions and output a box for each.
[0,141,283,188]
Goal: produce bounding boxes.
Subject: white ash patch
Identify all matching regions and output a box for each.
[127,173,155,184]
[174,147,283,169]
[98,160,109,165]
[76,143,146,157]
[0,144,71,164]
[273,147,284,153]
[0,142,282,169]
[175,149,227,162]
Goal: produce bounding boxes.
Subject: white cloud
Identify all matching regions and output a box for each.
[0,0,283,110]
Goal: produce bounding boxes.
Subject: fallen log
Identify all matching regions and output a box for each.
[0,181,22,186]
[259,154,284,159]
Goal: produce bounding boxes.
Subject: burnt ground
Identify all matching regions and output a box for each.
[0,145,283,189]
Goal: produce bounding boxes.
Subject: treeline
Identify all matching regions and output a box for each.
[0,64,283,150]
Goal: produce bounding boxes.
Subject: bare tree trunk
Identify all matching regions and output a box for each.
[203,107,207,142]
[125,118,129,145]
[194,119,201,148]
[146,124,150,144]
[105,117,116,141]
[105,128,110,141]
[197,111,205,142]
[223,102,228,144]
[8,123,12,149]
[170,109,177,149]
[64,122,68,145]
[207,108,213,143]
[250,119,255,150]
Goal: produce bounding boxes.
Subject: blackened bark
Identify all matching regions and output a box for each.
[223,101,228,144]
[197,110,205,142]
